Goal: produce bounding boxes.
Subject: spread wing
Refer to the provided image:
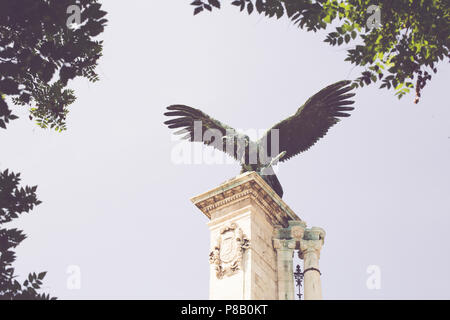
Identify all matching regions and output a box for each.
[164,104,243,161]
[259,80,356,162]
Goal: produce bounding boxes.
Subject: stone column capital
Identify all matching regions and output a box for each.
[299,227,325,259]
[299,239,323,258]
[273,238,296,250]
[299,227,325,300]
[304,226,326,242]
[288,220,307,240]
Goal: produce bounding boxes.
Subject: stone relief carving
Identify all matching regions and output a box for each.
[209,222,250,279]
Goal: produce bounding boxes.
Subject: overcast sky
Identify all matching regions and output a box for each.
[1,1,449,299]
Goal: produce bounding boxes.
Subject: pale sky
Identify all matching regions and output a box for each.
[1,1,449,299]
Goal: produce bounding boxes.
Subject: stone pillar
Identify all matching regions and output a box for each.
[191,172,301,300]
[274,221,325,300]
[273,238,296,300]
[299,227,325,300]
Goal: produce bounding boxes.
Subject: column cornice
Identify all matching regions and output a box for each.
[191,171,301,227]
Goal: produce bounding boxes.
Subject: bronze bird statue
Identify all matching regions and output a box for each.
[164,80,356,198]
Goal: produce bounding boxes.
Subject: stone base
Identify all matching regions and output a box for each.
[191,171,325,300]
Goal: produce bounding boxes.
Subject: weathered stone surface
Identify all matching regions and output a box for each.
[191,172,325,300]
[299,227,325,300]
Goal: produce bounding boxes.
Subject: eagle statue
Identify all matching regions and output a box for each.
[164,80,356,198]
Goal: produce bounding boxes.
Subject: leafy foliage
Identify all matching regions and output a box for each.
[0,0,107,130]
[0,169,55,300]
[1,1,109,299]
[191,0,450,102]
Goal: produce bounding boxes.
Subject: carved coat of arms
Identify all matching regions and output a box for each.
[209,223,250,279]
